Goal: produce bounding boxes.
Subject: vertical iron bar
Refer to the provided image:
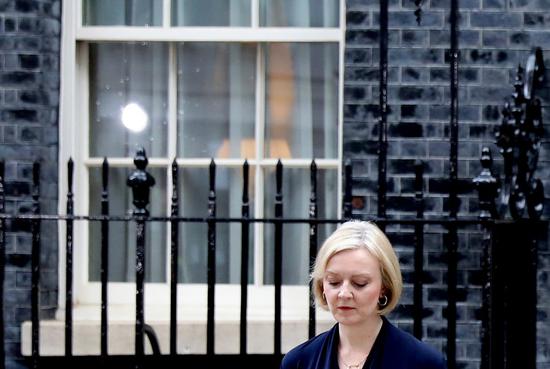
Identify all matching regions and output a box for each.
[240,160,250,355]
[308,160,318,339]
[448,0,460,365]
[31,163,40,369]
[447,230,458,369]
[274,160,283,356]
[378,0,389,222]
[480,221,492,369]
[135,220,146,364]
[0,161,5,369]
[170,160,179,356]
[413,161,424,340]
[100,158,109,357]
[65,159,74,356]
[207,159,216,355]
[127,148,154,369]
[343,160,352,219]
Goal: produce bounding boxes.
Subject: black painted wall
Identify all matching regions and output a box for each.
[344,0,549,368]
[0,0,60,368]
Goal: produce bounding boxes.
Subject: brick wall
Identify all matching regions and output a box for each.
[0,0,60,368]
[344,0,550,368]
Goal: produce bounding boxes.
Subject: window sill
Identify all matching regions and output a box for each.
[21,304,335,356]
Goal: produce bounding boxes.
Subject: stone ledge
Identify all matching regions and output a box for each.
[21,319,335,356]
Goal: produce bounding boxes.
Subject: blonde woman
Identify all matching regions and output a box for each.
[281,221,446,369]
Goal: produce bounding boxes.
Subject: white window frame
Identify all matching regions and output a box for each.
[58,0,346,323]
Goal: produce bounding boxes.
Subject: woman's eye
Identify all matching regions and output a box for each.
[353,282,367,288]
[328,281,340,286]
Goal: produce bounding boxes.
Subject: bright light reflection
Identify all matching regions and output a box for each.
[121,103,148,133]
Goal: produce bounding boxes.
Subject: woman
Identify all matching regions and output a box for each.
[281,221,446,369]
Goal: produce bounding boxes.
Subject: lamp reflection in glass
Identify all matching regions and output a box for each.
[121,102,148,133]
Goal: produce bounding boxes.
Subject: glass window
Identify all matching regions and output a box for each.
[89,42,169,157]
[260,0,340,27]
[263,167,337,285]
[176,43,256,158]
[83,0,162,26]
[171,0,251,27]
[178,166,255,283]
[89,167,167,283]
[264,43,339,159]
[77,1,343,289]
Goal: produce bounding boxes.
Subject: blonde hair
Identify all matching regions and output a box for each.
[310,221,402,316]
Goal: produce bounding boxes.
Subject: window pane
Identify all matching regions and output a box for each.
[89,167,167,283]
[177,43,256,158]
[178,166,255,283]
[172,0,251,26]
[265,43,339,159]
[263,167,338,285]
[89,43,168,158]
[83,0,162,26]
[260,0,339,27]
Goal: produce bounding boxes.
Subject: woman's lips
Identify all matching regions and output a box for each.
[337,306,354,310]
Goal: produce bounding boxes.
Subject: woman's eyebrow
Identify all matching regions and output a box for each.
[325,271,372,278]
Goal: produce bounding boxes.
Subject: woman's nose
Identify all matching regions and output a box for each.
[338,283,353,298]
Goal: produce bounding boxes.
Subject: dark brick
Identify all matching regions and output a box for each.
[19,54,39,69]
[510,32,530,45]
[389,122,423,137]
[18,17,37,32]
[388,48,443,65]
[429,178,475,194]
[5,18,16,32]
[15,0,38,12]
[482,30,508,47]
[387,196,416,212]
[402,30,427,45]
[1,109,38,122]
[524,13,550,27]
[401,105,429,120]
[483,0,506,8]
[20,126,41,143]
[470,12,522,27]
[470,87,509,103]
[346,30,379,45]
[346,11,369,27]
[345,49,371,64]
[402,67,428,82]
[400,141,427,156]
[374,10,444,28]
[483,105,501,121]
[1,71,36,85]
[344,86,367,101]
[398,86,442,101]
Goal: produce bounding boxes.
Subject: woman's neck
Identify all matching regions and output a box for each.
[338,316,383,353]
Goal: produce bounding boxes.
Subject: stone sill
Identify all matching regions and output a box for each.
[21,319,335,356]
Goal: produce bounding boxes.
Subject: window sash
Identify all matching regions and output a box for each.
[60,0,346,308]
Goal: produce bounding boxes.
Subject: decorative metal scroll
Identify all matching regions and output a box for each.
[413,0,423,25]
[474,48,546,220]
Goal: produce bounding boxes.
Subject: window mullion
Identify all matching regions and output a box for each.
[165,42,178,284]
[251,0,259,28]
[162,0,171,27]
[253,43,265,286]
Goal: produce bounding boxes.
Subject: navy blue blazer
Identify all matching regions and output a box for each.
[281,317,446,369]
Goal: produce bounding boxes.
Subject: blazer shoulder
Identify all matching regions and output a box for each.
[280,328,335,369]
[385,322,447,369]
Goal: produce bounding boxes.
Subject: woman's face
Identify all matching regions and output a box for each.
[322,248,384,326]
